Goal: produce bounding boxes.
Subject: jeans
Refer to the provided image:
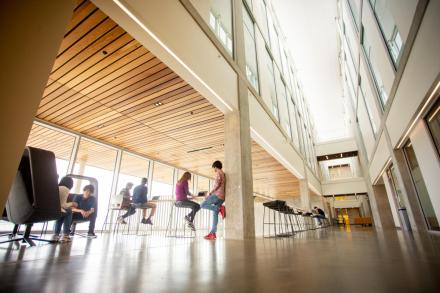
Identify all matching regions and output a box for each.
[72,211,97,233]
[121,202,156,219]
[175,200,200,222]
[54,209,73,235]
[201,194,224,233]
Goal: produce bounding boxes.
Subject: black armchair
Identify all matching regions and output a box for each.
[1,147,61,246]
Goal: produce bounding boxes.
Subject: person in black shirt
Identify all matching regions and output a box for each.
[117,178,157,225]
[72,185,97,237]
[313,206,326,225]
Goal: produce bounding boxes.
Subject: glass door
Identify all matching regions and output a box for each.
[403,141,440,231]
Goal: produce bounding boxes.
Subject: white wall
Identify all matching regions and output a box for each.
[410,120,440,224]
[386,0,440,146]
[369,133,390,183]
[321,178,367,195]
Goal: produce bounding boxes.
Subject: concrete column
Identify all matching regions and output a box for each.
[223,0,255,240]
[371,184,396,229]
[299,179,311,211]
[0,0,75,211]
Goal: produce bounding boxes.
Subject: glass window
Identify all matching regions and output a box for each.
[243,5,259,92]
[359,65,381,135]
[26,123,76,179]
[274,69,291,137]
[115,152,149,203]
[357,96,376,159]
[267,11,281,66]
[297,114,305,156]
[347,0,362,29]
[244,0,252,10]
[342,8,359,58]
[426,98,440,155]
[280,47,289,79]
[362,27,389,108]
[254,0,270,43]
[287,94,300,149]
[73,139,118,229]
[260,47,279,119]
[197,176,210,194]
[191,0,233,55]
[386,165,406,209]
[343,42,358,87]
[369,0,404,65]
[151,162,174,199]
[403,141,440,231]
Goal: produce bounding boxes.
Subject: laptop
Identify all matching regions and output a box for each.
[197,191,207,197]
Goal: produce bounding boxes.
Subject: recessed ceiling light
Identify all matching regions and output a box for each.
[154,102,163,107]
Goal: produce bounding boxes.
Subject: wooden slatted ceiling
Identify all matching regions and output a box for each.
[26,124,76,161]
[252,142,300,199]
[37,0,224,177]
[31,1,299,199]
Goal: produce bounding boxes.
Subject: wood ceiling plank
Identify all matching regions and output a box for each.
[65,1,97,36]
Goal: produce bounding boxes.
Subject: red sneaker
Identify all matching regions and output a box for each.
[204,233,216,240]
[219,205,226,219]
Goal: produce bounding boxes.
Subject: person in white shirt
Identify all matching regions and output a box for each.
[53,176,77,242]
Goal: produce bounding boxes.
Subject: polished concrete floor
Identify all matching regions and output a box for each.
[0,227,439,293]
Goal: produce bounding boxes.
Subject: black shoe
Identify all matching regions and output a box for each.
[87,232,97,238]
[141,218,148,224]
[187,221,196,232]
[146,218,153,225]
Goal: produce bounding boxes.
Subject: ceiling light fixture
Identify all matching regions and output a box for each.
[154,102,163,107]
[113,0,233,112]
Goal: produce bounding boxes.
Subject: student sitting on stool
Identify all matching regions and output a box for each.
[175,171,200,231]
[116,182,133,224]
[118,178,156,225]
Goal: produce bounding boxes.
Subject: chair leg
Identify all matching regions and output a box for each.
[0,224,57,246]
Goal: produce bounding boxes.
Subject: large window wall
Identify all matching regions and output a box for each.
[337,0,395,160]
[190,0,319,177]
[19,122,214,232]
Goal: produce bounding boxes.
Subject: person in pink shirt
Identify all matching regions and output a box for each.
[201,160,226,240]
[175,171,200,231]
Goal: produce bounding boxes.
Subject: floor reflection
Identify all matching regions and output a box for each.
[0,228,439,292]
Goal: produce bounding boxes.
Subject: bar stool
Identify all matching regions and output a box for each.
[111,206,152,236]
[263,200,294,238]
[165,202,195,238]
[102,207,125,234]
